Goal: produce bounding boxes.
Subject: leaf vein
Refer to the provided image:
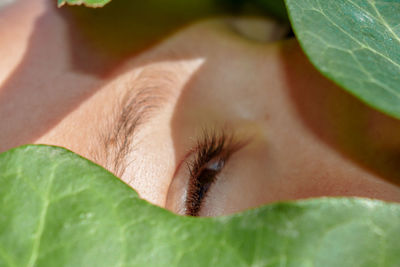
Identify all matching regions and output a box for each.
[26,164,57,267]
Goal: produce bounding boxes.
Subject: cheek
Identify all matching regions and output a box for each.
[200,140,275,216]
[201,135,400,216]
[122,130,176,207]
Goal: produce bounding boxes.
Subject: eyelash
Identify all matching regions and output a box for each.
[184,131,240,216]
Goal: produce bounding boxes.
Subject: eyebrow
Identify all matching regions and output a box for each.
[100,67,177,178]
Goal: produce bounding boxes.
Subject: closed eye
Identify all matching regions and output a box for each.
[184,130,244,216]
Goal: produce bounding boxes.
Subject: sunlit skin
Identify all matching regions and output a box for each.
[1,0,399,216]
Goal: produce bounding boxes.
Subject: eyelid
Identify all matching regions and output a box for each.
[184,130,247,216]
[187,129,244,180]
[172,131,232,180]
[165,128,249,216]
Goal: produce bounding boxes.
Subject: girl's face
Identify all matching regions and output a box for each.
[1,1,400,216]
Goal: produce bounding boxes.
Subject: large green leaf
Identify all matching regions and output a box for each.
[285,0,400,119]
[58,0,111,8]
[1,145,400,266]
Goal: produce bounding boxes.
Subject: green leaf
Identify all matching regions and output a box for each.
[285,0,400,119]
[58,0,111,8]
[1,145,399,266]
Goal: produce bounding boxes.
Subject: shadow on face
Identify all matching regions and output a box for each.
[0,0,226,153]
[0,0,108,152]
[279,41,400,187]
[1,1,399,217]
[166,20,400,216]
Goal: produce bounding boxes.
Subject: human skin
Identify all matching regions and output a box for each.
[1,0,399,216]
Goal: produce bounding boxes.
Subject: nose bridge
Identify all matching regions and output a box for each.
[239,45,288,125]
[165,16,293,131]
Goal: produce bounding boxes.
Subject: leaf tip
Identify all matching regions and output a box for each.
[57,0,66,8]
[57,0,111,8]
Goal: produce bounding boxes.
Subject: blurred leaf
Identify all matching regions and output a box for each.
[58,0,111,8]
[254,0,289,21]
[215,0,289,21]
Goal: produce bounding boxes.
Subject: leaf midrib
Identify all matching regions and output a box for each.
[26,165,57,267]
